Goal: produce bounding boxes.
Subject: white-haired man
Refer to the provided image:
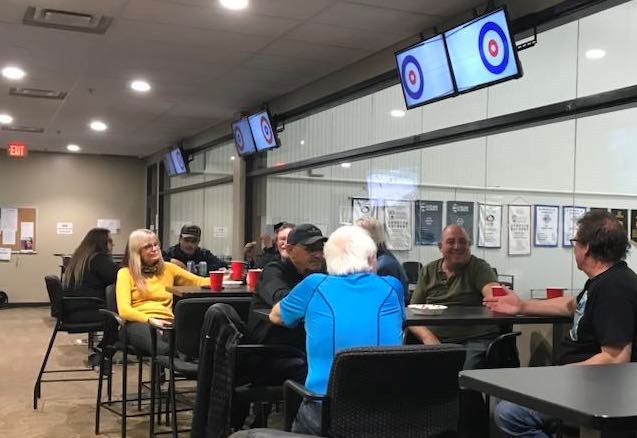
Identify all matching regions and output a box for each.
[269,225,405,435]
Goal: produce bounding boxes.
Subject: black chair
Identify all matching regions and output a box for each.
[484,330,522,434]
[95,284,150,438]
[229,429,315,438]
[149,296,252,437]
[284,344,466,438]
[33,275,104,409]
[191,303,303,438]
[402,261,422,286]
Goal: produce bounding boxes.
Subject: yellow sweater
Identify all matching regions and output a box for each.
[116,262,209,323]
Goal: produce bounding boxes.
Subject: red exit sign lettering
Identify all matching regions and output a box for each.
[7,143,27,158]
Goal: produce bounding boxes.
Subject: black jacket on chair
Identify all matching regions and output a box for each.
[192,303,246,438]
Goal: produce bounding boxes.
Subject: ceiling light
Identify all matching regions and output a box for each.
[66,144,81,152]
[585,48,606,60]
[219,0,249,10]
[390,109,406,118]
[89,120,108,131]
[2,66,26,80]
[0,114,13,124]
[230,155,236,160]
[130,79,151,92]
[300,140,305,145]
[341,162,351,169]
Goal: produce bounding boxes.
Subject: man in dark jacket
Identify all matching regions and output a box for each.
[247,223,327,384]
[163,224,226,272]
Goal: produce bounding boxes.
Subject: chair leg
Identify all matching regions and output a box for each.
[122,348,128,438]
[137,356,143,411]
[149,358,157,437]
[169,364,178,438]
[33,323,60,409]
[95,352,105,434]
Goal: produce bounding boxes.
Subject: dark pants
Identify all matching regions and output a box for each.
[122,322,170,356]
[292,400,322,436]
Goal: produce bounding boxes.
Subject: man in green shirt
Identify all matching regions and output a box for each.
[409,224,500,369]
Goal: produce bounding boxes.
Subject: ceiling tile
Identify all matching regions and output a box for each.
[286,22,403,50]
[312,2,439,36]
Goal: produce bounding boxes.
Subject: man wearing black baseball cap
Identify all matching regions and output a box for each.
[244,224,327,401]
[162,224,226,273]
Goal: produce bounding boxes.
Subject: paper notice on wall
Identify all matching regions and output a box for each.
[97,219,121,234]
[57,222,73,235]
[213,226,227,238]
[1,208,18,231]
[0,248,10,261]
[20,222,34,250]
[384,200,412,251]
[2,230,16,245]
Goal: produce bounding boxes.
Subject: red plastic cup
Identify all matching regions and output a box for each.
[209,271,224,292]
[230,260,246,281]
[246,269,262,292]
[492,285,506,297]
[546,287,565,299]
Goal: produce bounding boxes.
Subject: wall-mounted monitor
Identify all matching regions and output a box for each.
[444,7,522,93]
[231,118,257,157]
[394,34,456,109]
[248,110,279,152]
[163,146,189,176]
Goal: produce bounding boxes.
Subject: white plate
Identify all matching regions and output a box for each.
[222,280,243,287]
[408,304,448,315]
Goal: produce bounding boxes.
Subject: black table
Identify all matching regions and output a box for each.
[460,364,637,437]
[168,285,252,298]
[404,306,572,326]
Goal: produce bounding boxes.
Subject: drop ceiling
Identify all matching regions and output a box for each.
[0,0,558,157]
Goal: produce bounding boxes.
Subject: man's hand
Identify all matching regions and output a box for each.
[171,259,186,269]
[408,326,441,345]
[269,303,283,325]
[483,287,523,315]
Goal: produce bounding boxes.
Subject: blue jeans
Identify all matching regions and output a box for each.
[495,400,556,437]
[292,399,322,436]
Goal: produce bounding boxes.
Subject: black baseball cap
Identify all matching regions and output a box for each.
[180,225,201,240]
[287,224,327,246]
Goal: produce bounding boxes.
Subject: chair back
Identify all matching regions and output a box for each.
[485,332,521,369]
[401,261,422,285]
[174,297,251,358]
[44,275,64,319]
[325,344,465,438]
[105,284,117,313]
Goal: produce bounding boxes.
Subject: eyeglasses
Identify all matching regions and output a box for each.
[569,238,579,244]
[303,243,324,253]
[142,242,160,250]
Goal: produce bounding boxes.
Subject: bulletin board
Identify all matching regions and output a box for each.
[0,207,37,252]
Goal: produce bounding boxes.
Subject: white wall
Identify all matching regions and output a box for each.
[0,152,145,303]
[258,1,637,298]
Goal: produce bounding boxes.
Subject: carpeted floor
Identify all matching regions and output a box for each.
[0,307,195,437]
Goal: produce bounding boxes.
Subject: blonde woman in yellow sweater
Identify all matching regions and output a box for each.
[116,229,208,355]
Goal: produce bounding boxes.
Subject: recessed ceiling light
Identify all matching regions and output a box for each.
[89,120,108,131]
[230,155,236,161]
[219,0,248,10]
[300,140,305,145]
[585,48,606,60]
[67,144,81,152]
[390,109,406,118]
[130,79,151,92]
[2,66,26,80]
[341,162,351,169]
[0,113,13,124]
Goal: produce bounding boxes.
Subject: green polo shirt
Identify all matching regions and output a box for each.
[411,255,499,343]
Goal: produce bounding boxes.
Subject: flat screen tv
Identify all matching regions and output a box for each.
[163,146,189,176]
[231,118,257,157]
[444,7,522,93]
[248,110,279,152]
[394,34,456,109]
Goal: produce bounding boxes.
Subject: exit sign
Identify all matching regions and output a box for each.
[7,143,27,158]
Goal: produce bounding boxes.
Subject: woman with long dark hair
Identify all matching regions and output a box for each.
[63,227,118,321]
[116,229,208,354]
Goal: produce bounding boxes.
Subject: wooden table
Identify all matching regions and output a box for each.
[460,363,637,437]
